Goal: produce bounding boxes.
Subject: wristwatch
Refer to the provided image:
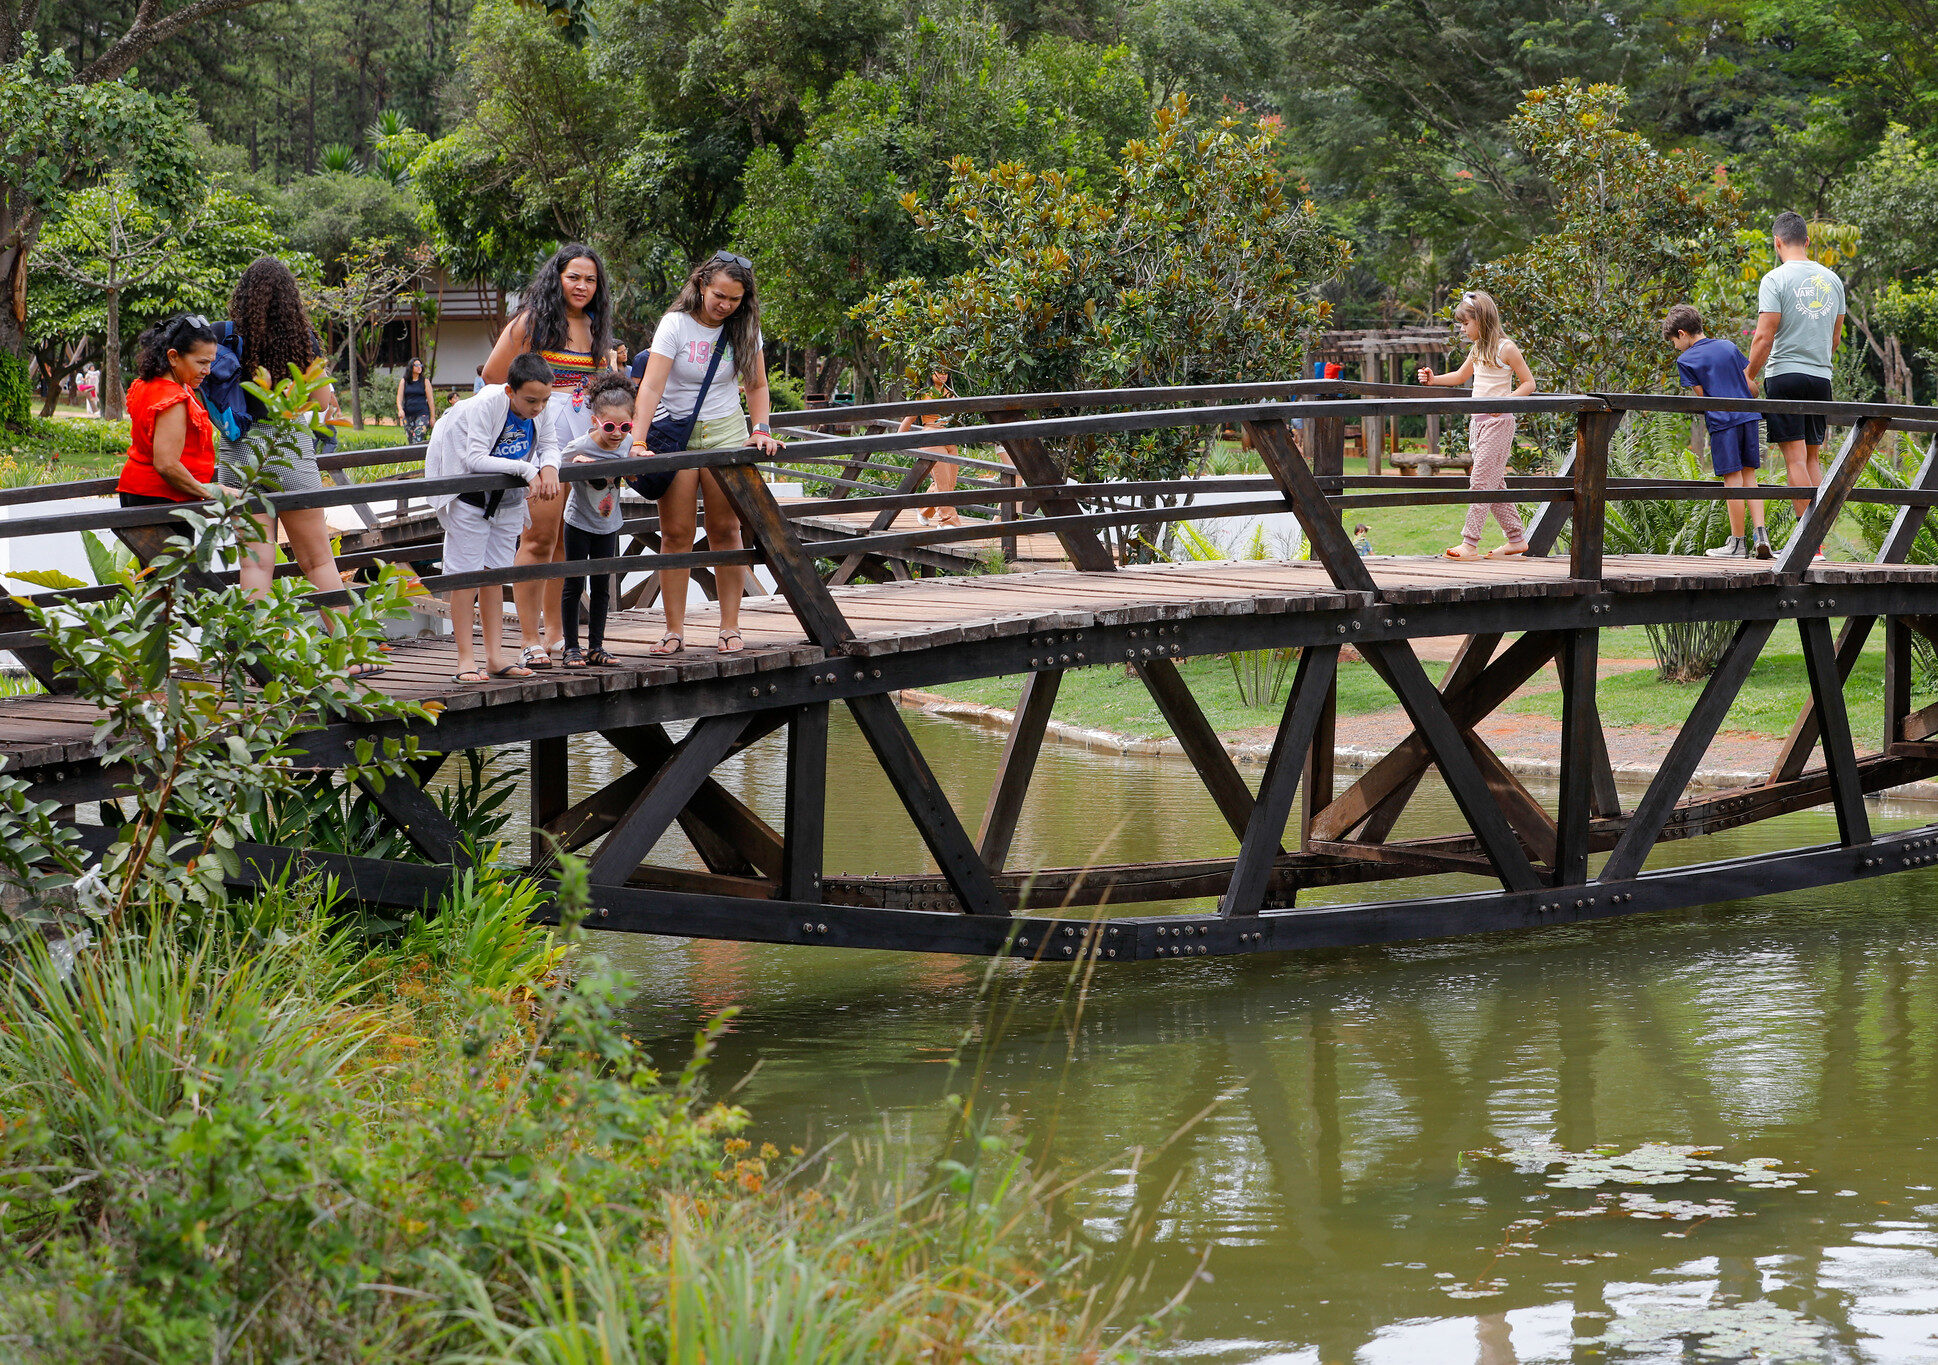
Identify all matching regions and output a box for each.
[752,422,772,435]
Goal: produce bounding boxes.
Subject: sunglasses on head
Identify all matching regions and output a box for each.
[598,420,633,434]
[166,313,211,345]
[712,249,753,271]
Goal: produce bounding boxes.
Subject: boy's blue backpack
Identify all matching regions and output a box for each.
[202,322,253,443]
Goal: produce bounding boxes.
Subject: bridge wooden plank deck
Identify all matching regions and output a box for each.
[0,551,1924,773]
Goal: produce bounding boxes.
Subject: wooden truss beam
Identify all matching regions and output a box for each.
[844,692,1007,915]
[1222,645,1339,915]
[587,714,753,885]
[978,670,1061,869]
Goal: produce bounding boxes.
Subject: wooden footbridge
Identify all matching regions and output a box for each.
[7,380,1938,963]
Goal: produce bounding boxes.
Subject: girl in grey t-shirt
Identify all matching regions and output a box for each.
[559,372,635,666]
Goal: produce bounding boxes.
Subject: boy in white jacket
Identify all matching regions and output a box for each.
[428,353,563,680]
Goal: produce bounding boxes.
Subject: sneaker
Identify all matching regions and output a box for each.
[1751,527,1772,560]
[1706,536,1746,558]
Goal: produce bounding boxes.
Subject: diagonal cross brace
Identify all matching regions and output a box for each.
[587,714,753,885]
[1600,618,1777,883]
[1222,646,1340,915]
[1357,639,1542,891]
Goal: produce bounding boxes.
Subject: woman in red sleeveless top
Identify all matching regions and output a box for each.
[117,315,226,507]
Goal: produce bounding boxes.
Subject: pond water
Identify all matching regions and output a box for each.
[522,707,1938,1364]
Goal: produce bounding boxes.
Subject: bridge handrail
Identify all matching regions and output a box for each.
[3,386,1936,674]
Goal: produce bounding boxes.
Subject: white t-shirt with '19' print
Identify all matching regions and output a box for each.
[649,311,758,424]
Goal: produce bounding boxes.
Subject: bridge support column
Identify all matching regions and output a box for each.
[1223,646,1338,916]
[531,736,569,866]
[782,703,828,902]
[1554,629,1600,885]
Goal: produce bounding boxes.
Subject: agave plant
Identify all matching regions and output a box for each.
[1173,520,1297,707]
[319,142,360,174]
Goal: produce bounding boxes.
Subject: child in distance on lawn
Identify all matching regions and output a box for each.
[1664,303,1770,560]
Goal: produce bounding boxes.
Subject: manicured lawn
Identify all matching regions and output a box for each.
[1506,639,1915,742]
[0,417,412,488]
[928,625,1918,747]
[924,652,1447,740]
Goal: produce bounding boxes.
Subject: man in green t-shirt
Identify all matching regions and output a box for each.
[1745,211,1845,544]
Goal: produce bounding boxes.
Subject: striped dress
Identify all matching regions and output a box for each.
[539,346,599,445]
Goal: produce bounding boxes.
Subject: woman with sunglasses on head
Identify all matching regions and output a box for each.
[116,314,231,519]
[481,242,615,669]
[627,250,781,655]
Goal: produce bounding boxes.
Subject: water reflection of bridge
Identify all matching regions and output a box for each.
[663,881,1938,1359]
[7,383,1938,963]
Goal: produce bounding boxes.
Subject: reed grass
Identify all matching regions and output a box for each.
[0,868,1168,1363]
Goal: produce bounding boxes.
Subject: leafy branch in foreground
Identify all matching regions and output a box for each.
[0,361,434,935]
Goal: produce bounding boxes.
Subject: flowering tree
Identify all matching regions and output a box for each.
[856,94,1351,490]
[1466,82,1750,399]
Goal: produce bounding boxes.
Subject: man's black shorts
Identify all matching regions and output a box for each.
[1765,372,1833,447]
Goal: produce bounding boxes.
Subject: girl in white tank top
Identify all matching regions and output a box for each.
[1416,290,1537,559]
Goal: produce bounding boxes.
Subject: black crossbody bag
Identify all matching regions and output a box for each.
[632,335,727,501]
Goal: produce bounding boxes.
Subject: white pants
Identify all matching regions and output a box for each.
[438,496,527,576]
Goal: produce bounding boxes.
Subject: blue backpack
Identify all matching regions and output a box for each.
[202,322,253,442]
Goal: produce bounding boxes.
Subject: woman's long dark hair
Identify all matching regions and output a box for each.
[228,257,320,381]
[518,243,612,359]
[669,255,760,380]
[134,314,218,381]
[406,357,426,380]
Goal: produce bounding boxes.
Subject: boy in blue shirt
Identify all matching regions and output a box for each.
[1665,304,1769,559]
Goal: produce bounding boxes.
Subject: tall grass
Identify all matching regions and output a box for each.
[0,869,1163,1363]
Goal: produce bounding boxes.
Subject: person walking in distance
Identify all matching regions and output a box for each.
[626,251,783,656]
[1416,290,1537,560]
[481,243,614,667]
[902,370,961,527]
[1746,211,1845,557]
[396,357,436,442]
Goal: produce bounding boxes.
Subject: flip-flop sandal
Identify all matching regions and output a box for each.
[1487,544,1529,558]
[649,633,684,656]
[585,648,617,667]
[347,661,388,679]
[452,669,489,683]
[521,645,553,669]
[716,629,745,654]
[1443,545,1483,560]
[561,646,585,668]
[491,664,536,679]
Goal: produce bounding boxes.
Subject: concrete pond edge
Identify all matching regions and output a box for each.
[895,689,1938,805]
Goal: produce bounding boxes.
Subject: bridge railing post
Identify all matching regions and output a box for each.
[1569,406,1619,583]
[708,458,857,652]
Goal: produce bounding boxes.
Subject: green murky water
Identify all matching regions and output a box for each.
[529,710,1938,1363]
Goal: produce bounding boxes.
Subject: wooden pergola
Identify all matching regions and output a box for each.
[1313,327,1454,475]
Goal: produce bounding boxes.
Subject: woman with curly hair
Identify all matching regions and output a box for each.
[481,243,614,668]
[220,257,359,615]
[627,250,781,655]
